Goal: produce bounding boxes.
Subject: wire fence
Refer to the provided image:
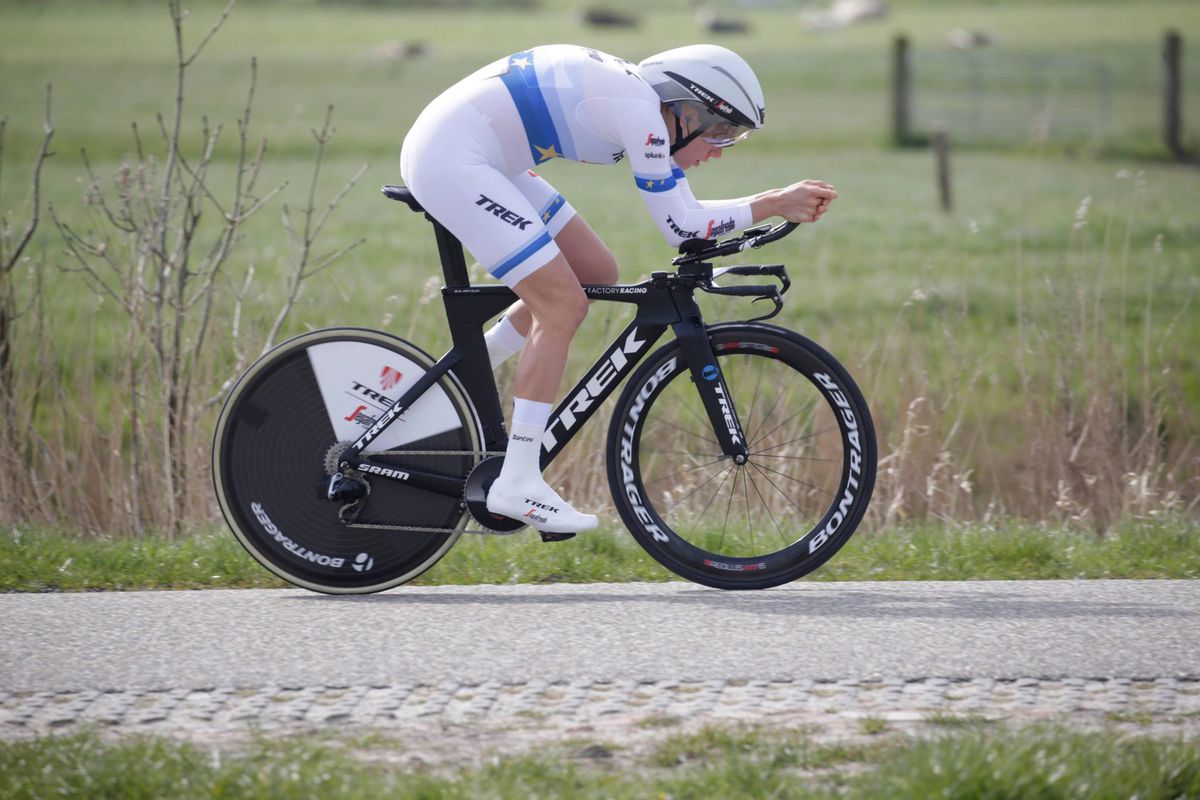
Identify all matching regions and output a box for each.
[911,50,1114,142]
[895,33,1198,153]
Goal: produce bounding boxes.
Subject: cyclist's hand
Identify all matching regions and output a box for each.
[774,180,837,224]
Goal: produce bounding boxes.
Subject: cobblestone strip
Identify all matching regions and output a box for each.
[3,677,1198,736]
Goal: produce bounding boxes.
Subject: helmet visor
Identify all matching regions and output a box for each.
[702,120,756,148]
[679,101,756,148]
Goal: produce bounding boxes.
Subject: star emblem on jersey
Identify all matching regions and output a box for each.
[534,144,562,162]
[510,57,531,69]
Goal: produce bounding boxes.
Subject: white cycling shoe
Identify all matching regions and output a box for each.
[486,479,598,534]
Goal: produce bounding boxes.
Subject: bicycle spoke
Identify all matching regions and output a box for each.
[692,462,736,532]
[751,460,832,496]
[643,456,729,497]
[745,466,792,548]
[718,462,739,553]
[747,461,819,521]
[750,425,842,456]
[751,453,842,463]
[750,397,821,452]
[750,450,842,465]
[657,460,735,516]
[645,414,719,449]
[679,390,715,437]
[741,465,755,554]
[744,378,786,448]
[738,355,767,441]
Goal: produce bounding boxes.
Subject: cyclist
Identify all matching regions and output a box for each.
[400,44,837,535]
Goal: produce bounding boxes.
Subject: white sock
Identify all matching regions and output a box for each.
[487,397,598,533]
[498,397,552,484]
[484,315,527,370]
[511,396,551,428]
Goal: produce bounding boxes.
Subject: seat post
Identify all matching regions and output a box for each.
[429,215,471,288]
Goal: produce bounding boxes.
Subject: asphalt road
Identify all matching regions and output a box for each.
[3,580,1198,693]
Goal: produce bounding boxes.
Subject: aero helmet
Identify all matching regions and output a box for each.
[638,44,765,151]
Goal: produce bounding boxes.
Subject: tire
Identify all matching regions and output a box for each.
[606,323,876,590]
[212,327,483,594]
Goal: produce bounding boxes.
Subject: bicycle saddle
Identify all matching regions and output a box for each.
[381,184,424,213]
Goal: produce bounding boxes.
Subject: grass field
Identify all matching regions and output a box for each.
[2,724,1198,799]
[3,517,1196,591]
[1,0,1197,535]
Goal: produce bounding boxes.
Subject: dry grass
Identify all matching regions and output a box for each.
[862,169,1196,532]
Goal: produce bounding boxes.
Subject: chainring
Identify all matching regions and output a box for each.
[463,456,526,533]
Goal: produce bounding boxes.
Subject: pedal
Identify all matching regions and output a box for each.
[539,531,577,543]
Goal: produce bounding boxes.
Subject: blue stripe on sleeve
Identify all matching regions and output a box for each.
[490,231,553,279]
[633,172,678,194]
[671,166,687,181]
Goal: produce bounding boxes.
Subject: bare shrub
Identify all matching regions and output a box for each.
[0,86,54,525]
[4,0,364,535]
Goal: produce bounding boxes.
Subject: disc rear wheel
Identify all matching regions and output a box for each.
[212,328,482,593]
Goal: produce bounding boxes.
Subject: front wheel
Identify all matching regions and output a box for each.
[606,323,876,590]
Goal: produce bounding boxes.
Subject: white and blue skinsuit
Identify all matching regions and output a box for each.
[400,44,756,287]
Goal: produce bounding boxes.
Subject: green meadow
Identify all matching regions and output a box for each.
[1,0,1197,534]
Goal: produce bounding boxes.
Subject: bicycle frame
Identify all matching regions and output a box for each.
[333,187,791,502]
[338,274,748,499]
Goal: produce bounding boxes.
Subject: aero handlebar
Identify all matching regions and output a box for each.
[672,220,800,266]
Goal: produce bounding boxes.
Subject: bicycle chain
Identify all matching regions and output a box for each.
[338,449,514,536]
[342,521,517,536]
[366,449,505,458]
[331,448,506,460]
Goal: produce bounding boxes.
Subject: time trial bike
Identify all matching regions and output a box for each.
[211,185,876,592]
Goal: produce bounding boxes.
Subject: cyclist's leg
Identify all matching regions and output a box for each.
[486,255,599,533]
[402,151,597,532]
[484,171,617,366]
[557,215,620,285]
[508,256,587,400]
[515,169,618,286]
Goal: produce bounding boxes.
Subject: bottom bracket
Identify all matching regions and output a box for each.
[463,455,526,532]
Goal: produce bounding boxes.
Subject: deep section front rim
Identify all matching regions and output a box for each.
[607,324,876,589]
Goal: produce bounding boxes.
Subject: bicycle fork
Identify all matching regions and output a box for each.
[671,308,750,463]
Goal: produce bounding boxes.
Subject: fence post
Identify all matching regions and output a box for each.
[933,128,952,212]
[892,35,911,145]
[1164,30,1185,160]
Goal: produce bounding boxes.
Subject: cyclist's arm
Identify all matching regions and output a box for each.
[674,172,783,224]
[696,191,771,211]
[611,100,755,246]
[700,181,840,225]
[677,170,798,217]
